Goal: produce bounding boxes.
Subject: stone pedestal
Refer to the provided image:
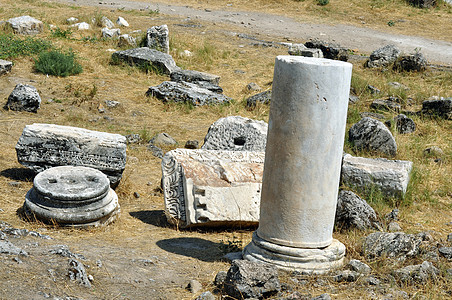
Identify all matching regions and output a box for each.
[24,166,120,227]
[243,56,352,273]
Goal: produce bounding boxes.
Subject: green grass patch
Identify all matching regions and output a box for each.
[34,49,83,77]
[0,33,52,60]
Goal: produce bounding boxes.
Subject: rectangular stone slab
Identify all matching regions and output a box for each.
[341,154,413,198]
[162,149,265,227]
[16,123,127,187]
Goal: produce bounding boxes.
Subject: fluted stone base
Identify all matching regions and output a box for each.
[243,232,346,274]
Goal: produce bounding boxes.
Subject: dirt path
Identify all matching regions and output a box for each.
[53,0,452,65]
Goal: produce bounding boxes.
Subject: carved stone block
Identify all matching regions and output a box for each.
[162,149,265,227]
[341,154,413,198]
[16,123,126,187]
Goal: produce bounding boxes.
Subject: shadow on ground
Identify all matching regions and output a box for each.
[1,168,35,182]
[156,237,224,262]
[129,210,170,228]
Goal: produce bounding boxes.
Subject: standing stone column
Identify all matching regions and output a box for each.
[243,56,352,273]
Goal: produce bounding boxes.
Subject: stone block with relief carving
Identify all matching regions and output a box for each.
[162,149,265,228]
[16,123,126,188]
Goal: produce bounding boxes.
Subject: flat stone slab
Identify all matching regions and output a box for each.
[146,81,230,106]
[112,47,179,75]
[24,166,119,226]
[341,154,413,198]
[162,149,265,227]
[170,69,220,85]
[15,123,127,187]
[0,59,12,75]
[421,98,452,119]
[7,16,43,35]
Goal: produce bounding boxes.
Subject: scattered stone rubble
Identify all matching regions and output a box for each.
[112,47,179,75]
[24,166,120,227]
[348,117,397,157]
[366,44,401,68]
[15,123,127,187]
[364,232,422,260]
[246,90,272,107]
[146,25,170,54]
[335,190,381,230]
[6,15,43,35]
[304,39,349,61]
[0,59,13,75]
[5,84,41,113]
[421,97,451,119]
[146,81,230,106]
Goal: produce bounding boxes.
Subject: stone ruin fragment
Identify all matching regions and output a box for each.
[162,149,265,228]
[15,123,127,187]
[23,166,120,227]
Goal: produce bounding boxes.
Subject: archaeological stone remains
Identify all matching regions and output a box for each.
[146,81,230,106]
[146,25,170,54]
[243,56,352,273]
[5,84,41,113]
[341,154,413,198]
[7,15,43,35]
[162,149,265,227]
[112,47,179,75]
[24,166,119,227]
[0,59,12,75]
[16,123,127,187]
[202,116,268,151]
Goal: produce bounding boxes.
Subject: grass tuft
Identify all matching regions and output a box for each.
[34,49,83,77]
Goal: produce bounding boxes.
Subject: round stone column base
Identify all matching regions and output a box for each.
[243,232,346,274]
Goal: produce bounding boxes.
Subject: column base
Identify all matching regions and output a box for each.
[243,232,346,274]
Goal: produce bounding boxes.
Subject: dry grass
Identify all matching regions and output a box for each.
[0,0,451,299]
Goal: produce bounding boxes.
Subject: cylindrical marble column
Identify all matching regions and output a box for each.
[243,56,352,273]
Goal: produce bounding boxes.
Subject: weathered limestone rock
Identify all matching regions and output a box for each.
[335,190,381,230]
[102,27,120,38]
[224,260,281,299]
[289,44,323,58]
[24,166,120,227]
[366,45,401,68]
[7,16,43,35]
[71,22,90,30]
[363,232,422,260]
[394,53,427,72]
[393,261,439,283]
[66,17,79,24]
[5,84,41,113]
[15,123,127,187]
[244,56,351,273]
[116,16,129,27]
[370,98,401,112]
[394,114,416,134]
[101,16,114,28]
[146,81,230,106]
[170,69,220,85]
[170,69,222,92]
[68,258,92,287]
[0,59,13,75]
[305,39,348,61]
[348,117,397,157]
[439,247,452,259]
[246,90,272,107]
[146,25,169,54]
[162,149,265,227]
[348,259,371,274]
[112,47,179,75]
[409,0,436,8]
[202,116,268,151]
[118,34,136,47]
[421,98,452,119]
[341,154,413,198]
[0,240,28,256]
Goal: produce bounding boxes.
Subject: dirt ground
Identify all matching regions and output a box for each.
[50,0,452,66]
